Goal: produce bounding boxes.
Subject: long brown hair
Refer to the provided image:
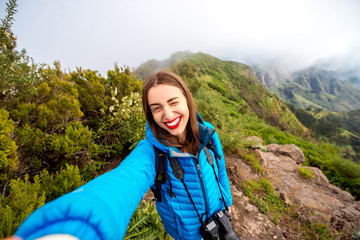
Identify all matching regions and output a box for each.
[142,71,199,155]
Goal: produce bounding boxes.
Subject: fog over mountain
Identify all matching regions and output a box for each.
[251,54,360,88]
[1,0,359,76]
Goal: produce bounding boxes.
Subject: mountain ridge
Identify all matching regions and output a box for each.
[253,64,360,112]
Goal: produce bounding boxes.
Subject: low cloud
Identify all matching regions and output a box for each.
[4,0,360,75]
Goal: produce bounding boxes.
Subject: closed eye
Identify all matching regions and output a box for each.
[168,97,180,106]
[151,106,161,112]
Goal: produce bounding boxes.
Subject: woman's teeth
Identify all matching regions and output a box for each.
[166,117,180,127]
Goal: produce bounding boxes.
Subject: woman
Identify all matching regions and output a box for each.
[13,71,233,240]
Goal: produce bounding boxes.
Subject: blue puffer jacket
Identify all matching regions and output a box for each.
[15,115,232,240]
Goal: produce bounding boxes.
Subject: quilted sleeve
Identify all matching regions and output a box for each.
[15,140,156,240]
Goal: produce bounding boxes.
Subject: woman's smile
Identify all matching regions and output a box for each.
[164,116,182,129]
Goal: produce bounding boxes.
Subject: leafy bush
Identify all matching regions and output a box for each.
[0,108,18,184]
[352,230,360,240]
[0,164,84,238]
[70,68,106,129]
[297,166,315,179]
[40,164,85,202]
[14,123,45,172]
[15,121,97,174]
[0,0,43,105]
[47,122,96,164]
[0,174,45,238]
[10,74,83,132]
[97,89,146,157]
[124,201,170,240]
[106,65,142,97]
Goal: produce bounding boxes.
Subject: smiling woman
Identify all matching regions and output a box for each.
[14,71,236,240]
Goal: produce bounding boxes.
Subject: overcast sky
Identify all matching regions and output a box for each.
[1,0,360,75]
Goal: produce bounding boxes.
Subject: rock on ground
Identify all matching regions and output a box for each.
[225,142,360,239]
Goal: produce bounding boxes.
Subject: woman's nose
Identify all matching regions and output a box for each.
[163,105,174,120]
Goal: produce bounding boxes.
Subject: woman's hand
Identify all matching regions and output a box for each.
[3,236,22,240]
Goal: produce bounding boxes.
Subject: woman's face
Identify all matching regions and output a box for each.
[148,84,189,141]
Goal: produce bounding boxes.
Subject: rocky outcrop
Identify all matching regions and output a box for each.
[229,186,285,240]
[226,140,360,239]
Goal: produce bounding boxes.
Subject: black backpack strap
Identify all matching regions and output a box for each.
[203,146,228,210]
[207,141,221,170]
[152,146,167,202]
[168,156,207,226]
[169,156,184,180]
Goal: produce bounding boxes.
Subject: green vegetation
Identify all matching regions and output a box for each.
[1,1,360,238]
[0,2,148,237]
[124,201,170,240]
[299,221,337,240]
[0,164,84,237]
[297,166,315,180]
[264,67,360,112]
[242,178,286,224]
[289,105,360,164]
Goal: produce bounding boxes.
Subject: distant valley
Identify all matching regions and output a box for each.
[253,63,360,112]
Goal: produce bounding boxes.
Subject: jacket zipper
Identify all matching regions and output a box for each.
[193,157,209,219]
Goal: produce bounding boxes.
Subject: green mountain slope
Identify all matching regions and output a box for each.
[254,66,360,112]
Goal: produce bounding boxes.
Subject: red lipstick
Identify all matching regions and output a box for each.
[164,116,182,129]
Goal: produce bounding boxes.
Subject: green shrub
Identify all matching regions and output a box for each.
[97,90,146,157]
[10,74,84,132]
[70,68,106,129]
[297,166,315,179]
[106,65,142,97]
[15,120,97,173]
[14,123,45,171]
[0,174,45,238]
[124,200,170,240]
[0,0,42,105]
[40,164,85,202]
[0,108,18,184]
[47,122,95,160]
[0,164,85,238]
